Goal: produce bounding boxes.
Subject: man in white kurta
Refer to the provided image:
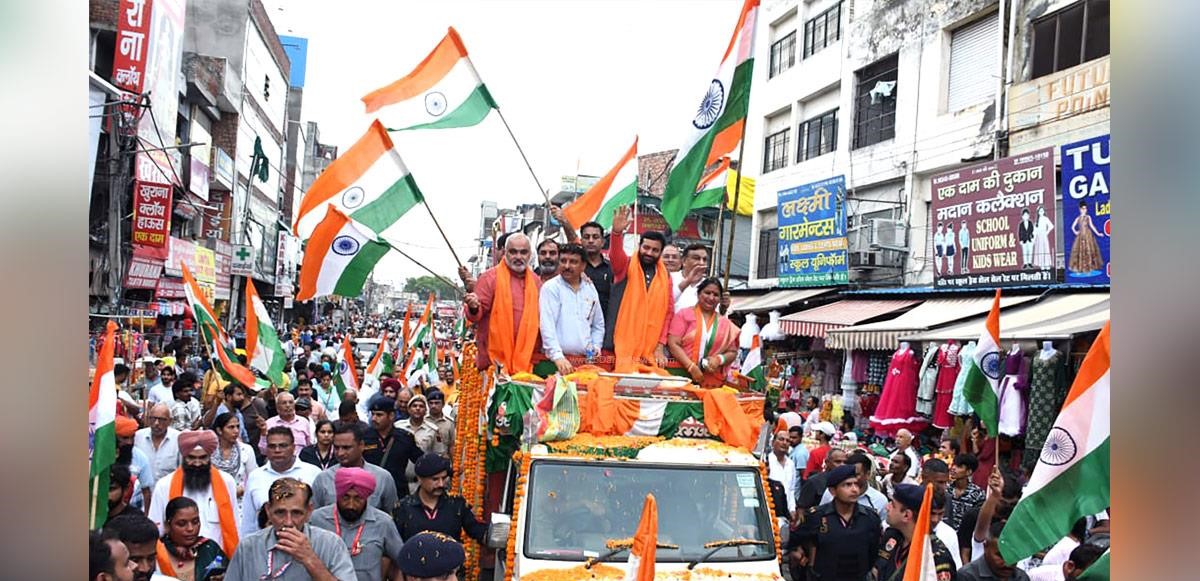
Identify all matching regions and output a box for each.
[147,430,243,550]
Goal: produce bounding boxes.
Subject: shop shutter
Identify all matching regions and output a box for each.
[947,14,1000,112]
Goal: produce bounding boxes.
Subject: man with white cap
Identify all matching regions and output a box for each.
[802,421,837,479]
[310,467,404,581]
[147,430,242,557]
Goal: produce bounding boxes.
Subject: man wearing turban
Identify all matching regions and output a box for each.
[310,467,404,581]
[147,429,242,557]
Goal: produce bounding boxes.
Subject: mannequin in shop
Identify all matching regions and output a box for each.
[1041,341,1055,359]
[1023,340,1068,474]
[932,340,960,430]
[916,342,941,417]
[869,341,926,436]
[997,344,1029,437]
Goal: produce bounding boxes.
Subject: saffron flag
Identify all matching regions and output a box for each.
[902,484,938,581]
[625,493,659,581]
[88,320,119,529]
[362,27,497,131]
[659,0,759,229]
[335,335,360,398]
[296,206,391,302]
[961,290,1003,435]
[999,322,1110,563]
[292,120,424,240]
[245,279,287,386]
[562,137,639,230]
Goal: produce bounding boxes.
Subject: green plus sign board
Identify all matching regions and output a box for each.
[231,244,255,276]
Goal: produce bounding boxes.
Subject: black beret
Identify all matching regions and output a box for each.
[425,388,445,402]
[825,464,858,488]
[369,397,397,413]
[396,531,465,577]
[893,483,926,512]
[415,453,452,478]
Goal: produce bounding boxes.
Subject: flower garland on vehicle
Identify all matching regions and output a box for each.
[503,449,533,581]
[542,434,664,459]
[757,461,782,557]
[451,341,488,580]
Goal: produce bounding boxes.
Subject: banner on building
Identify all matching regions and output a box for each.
[1061,135,1110,284]
[275,231,298,298]
[212,147,234,190]
[231,245,255,277]
[124,252,164,290]
[210,239,233,301]
[930,147,1057,288]
[131,181,172,247]
[112,0,152,93]
[777,176,848,287]
[137,0,186,149]
[632,212,703,240]
[164,238,216,299]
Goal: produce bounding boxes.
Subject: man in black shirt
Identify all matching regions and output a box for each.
[790,464,881,581]
[362,397,422,500]
[796,448,849,514]
[394,454,489,543]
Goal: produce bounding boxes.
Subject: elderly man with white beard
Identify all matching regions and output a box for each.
[462,233,547,375]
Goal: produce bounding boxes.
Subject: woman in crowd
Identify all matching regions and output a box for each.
[299,418,337,470]
[666,278,740,387]
[209,412,256,498]
[156,497,228,581]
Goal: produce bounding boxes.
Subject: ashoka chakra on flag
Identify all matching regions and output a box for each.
[693,79,725,129]
[332,236,361,256]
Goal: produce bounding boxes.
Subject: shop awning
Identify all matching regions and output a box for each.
[728,288,836,313]
[779,300,922,338]
[825,296,1037,350]
[901,293,1109,341]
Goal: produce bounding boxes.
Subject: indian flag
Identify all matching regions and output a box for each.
[902,484,938,581]
[335,335,360,398]
[365,331,390,379]
[626,493,658,581]
[962,290,1003,435]
[245,278,287,385]
[183,264,261,387]
[739,333,766,392]
[659,0,759,229]
[693,157,733,215]
[292,120,424,240]
[562,137,638,230]
[403,295,435,378]
[296,206,391,302]
[362,27,497,131]
[999,322,1110,563]
[89,320,119,529]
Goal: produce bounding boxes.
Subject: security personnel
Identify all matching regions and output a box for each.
[875,484,957,581]
[396,531,466,581]
[362,396,423,500]
[394,454,489,543]
[788,464,880,580]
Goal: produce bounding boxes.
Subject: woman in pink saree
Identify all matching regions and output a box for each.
[667,278,741,387]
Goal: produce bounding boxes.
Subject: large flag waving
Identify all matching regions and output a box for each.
[245,279,287,385]
[999,322,1110,563]
[625,493,659,581]
[182,264,260,387]
[962,290,1003,435]
[88,320,119,529]
[292,120,425,240]
[296,206,391,302]
[659,0,759,229]
[562,137,638,230]
[902,484,938,581]
[362,27,498,131]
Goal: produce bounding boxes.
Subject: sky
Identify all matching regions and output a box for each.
[263,0,743,285]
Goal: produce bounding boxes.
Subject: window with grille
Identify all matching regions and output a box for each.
[797,109,838,162]
[853,54,899,149]
[769,31,797,79]
[757,228,780,279]
[1032,0,1109,79]
[803,2,843,58]
[762,129,790,173]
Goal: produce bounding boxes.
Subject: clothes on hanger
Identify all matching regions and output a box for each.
[916,343,940,417]
[869,346,927,436]
[932,341,961,429]
[1022,349,1069,475]
[997,349,1030,437]
[949,341,977,417]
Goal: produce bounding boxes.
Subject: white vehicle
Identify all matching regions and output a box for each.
[353,337,383,364]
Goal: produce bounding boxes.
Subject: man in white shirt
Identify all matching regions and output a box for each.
[242,427,322,533]
[671,244,711,312]
[766,430,797,514]
[539,243,604,375]
[147,431,242,550]
[133,403,181,485]
[894,428,922,480]
[880,452,918,500]
[1026,543,1106,581]
[142,359,173,407]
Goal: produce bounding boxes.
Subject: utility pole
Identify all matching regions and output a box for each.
[106,100,129,308]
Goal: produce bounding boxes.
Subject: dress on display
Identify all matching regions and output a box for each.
[933,342,961,429]
[851,351,869,383]
[1022,351,1069,475]
[867,352,890,386]
[1068,214,1105,273]
[997,351,1030,436]
[949,342,977,416]
[916,344,940,417]
[869,348,927,436]
[1032,215,1055,270]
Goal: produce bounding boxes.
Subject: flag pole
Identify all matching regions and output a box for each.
[711,198,727,278]
[382,238,463,296]
[89,475,99,529]
[721,122,750,290]
[420,202,466,270]
[494,108,555,208]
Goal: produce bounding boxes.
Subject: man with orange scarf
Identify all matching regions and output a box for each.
[147,430,241,558]
[602,213,676,370]
[463,233,547,375]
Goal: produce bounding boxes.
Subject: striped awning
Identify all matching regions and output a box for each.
[779,300,921,338]
[825,296,1037,350]
[901,293,1109,341]
[728,288,836,313]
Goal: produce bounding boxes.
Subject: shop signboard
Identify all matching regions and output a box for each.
[1061,135,1110,284]
[164,237,216,297]
[124,253,163,289]
[155,278,186,300]
[930,147,1057,288]
[131,180,172,248]
[212,147,234,190]
[189,156,210,201]
[111,0,152,94]
[632,212,703,240]
[776,175,848,287]
[136,0,185,147]
[275,231,298,298]
[231,245,255,276]
[211,241,233,301]
[201,190,228,241]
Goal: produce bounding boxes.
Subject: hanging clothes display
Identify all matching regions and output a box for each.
[997,348,1030,436]
[867,352,890,385]
[1022,349,1069,475]
[932,341,961,429]
[869,346,926,436]
[851,351,869,383]
[949,341,977,417]
[915,343,940,417]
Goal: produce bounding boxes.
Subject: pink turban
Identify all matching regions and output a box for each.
[335,467,377,499]
[178,430,218,456]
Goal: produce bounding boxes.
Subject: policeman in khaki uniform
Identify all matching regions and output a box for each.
[788,464,881,580]
[875,483,958,581]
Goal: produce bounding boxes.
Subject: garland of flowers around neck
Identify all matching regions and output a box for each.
[504,450,533,581]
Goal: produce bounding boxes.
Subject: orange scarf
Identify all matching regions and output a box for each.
[155,541,178,577]
[168,467,239,557]
[613,254,671,371]
[488,263,540,373]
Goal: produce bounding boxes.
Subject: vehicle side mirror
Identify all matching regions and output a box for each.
[486,513,511,549]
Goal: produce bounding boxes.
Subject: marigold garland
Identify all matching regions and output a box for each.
[503,450,532,581]
[452,342,488,581]
[757,461,782,558]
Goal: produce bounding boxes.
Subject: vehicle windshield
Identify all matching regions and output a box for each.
[523,460,775,563]
[356,340,380,361]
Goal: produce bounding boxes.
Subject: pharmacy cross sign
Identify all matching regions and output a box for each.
[235,247,252,261]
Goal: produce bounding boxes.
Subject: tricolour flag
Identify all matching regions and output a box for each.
[296,206,391,302]
[182,264,260,387]
[625,493,659,581]
[362,27,497,131]
[902,484,938,581]
[999,322,1110,563]
[245,279,287,386]
[365,331,390,380]
[335,335,360,398]
[562,137,638,230]
[89,320,119,529]
[961,289,1003,435]
[693,157,733,213]
[659,0,759,229]
[292,120,424,240]
[402,295,435,382]
[739,333,766,392]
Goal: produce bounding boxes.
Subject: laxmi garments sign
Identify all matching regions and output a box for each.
[930,147,1057,288]
[776,176,848,287]
[131,181,172,247]
[1061,135,1110,284]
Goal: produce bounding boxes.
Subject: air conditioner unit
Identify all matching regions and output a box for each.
[847,224,871,253]
[848,251,880,268]
[869,218,909,251]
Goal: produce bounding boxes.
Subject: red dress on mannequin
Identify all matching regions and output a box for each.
[932,341,960,429]
[870,347,927,436]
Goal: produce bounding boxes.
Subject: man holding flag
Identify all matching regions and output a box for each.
[876,484,957,581]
